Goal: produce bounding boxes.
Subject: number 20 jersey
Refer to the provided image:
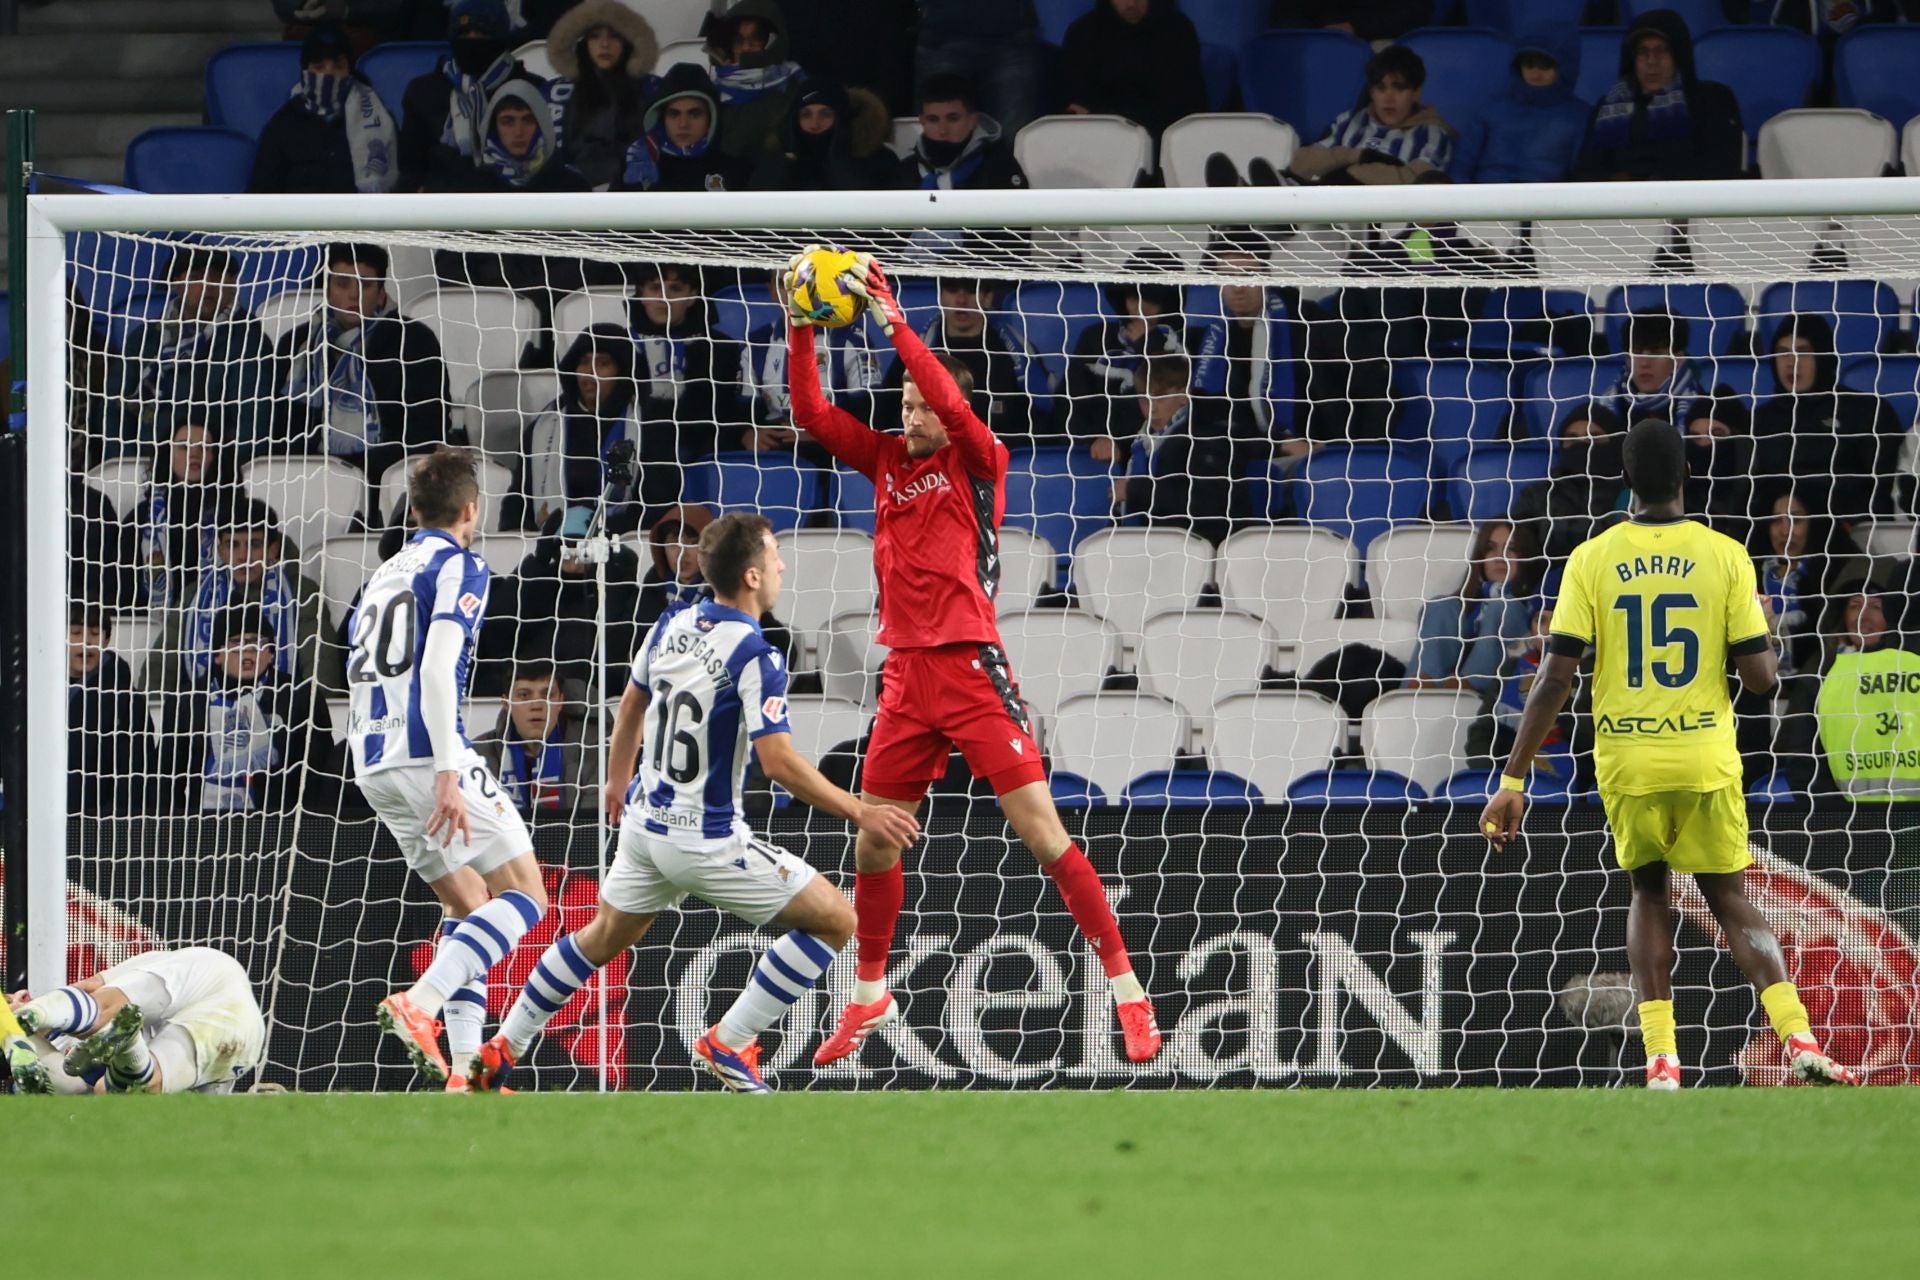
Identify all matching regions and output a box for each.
[347,528,491,778]
[628,597,791,850]
[1549,516,1769,796]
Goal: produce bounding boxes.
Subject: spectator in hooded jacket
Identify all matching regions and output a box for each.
[750,76,896,191]
[618,62,754,192]
[477,505,644,695]
[399,0,550,192]
[475,657,601,821]
[275,243,450,484]
[424,78,588,193]
[877,276,1056,446]
[1753,313,1904,518]
[250,22,400,195]
[892,73,1027,191]
[914,0,1042,136]
[633,501,714,637]
[1508,403,1629,571]
[113,246,273,458]
[626,263,745,507]
[700,0,806,163]
[1573,8,1743,182]
[1459,27,1589,184]
[546,0,660,189]
[1066,269,1187,449]
[1289,46,1455,186]
[523,322,644,531]
[1059,0,1207,142]
[1682,393,1756,539]
[67,602,158,818]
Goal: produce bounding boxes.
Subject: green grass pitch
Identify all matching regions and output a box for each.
[9,1090,1912,1279]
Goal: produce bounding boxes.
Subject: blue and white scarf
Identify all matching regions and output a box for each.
[284,308,388,455]
[1592,77,1690,152]
[136,485,218,607]
[200,685,283,812]
[440,55,517,160]
[499,723,567,813]
[182,562,301,683]
[622,125,715,191]
[711,60,800,105]
[298,71,399,193]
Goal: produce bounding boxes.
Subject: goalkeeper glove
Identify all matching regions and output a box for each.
[779,244,826,328]
[846,253,906,337]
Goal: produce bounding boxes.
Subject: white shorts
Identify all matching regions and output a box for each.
[358,756,532,884]
[603,821,818,927]
[96,947,266,1092]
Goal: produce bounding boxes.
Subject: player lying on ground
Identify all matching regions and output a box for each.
[352,448,551,1089]
[469,514,921,1093]
[1481,419,1858,1089]
[786,248,1162,1064]
[6,946,265,1094]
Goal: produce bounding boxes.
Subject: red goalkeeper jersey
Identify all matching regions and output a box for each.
[789,322,1009,650]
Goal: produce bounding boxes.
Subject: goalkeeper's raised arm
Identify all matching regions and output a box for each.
[783,251,886,476]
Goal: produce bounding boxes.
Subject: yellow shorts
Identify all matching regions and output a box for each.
[1601,782,1753,875]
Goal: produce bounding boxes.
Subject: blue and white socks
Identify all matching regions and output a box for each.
[104,1033,155,1093]
[716,931,836,1050]
[19,986,100,1037]
[438,918,489,1068]
[499,932,595,1055]
[408,890,543,1017]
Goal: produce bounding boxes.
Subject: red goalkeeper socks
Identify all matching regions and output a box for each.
[854,864,905,984]
[1044,844,1134,979]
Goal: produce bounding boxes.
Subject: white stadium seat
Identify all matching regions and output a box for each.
[384,243,439,314]
[414,288,539,402]
[1366,522,1476,623]
[774,529,877,669]
[1046,693,1189,799]
[1858,518,1915,561]
[464,697,504,740]
[1758,108,1895,181]
[325,694,351,744]
[1210,692,1344,800]
[470,531,533,577]
[781,695,870,764]
[996,609,1119,726]
[318,534,383,630]
[84,457,151,520]
[1294,617,1421,673]
[108,613,162,687]
[1533,219,1674,281]
[241,456,365,570]
[1214,526,1353,658]
[1361,689,1481,795]
[1689,217,1824,277]
[254,288,321,346]
[552,289,632,349]
[513,39,557,80]
[1073,528,1213,652]
[889,116,921,157]
[654,37,707,74]
[1135,610,1277,735]
[994,527,1057,614]
[1014,114,1154,189]
[1159,113,1298,189]
[468,368,549,471]
[377,455,514,530]
[820,609,886,707]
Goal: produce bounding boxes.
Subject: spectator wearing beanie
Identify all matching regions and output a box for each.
[750,76,895,191]
[250,22,400,194]
[700,0,806,163]
[618,62,754,192]
[399,0,549,192]
[1460,27,1589,184]
[1290,46,1455,186]
[546,0,661,190]
[1058,0,1207,142]
[1574,7,1743,182]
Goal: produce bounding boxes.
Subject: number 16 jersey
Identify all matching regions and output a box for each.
[1549,516,1769,796]
[347,528,491,778]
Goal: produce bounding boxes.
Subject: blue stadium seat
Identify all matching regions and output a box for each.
[124,127,257,194]
[1619,0,1736,35]
[1287,769,1423,804]
[1199,43,1237,113]
[1834,26,1920,129]
[1696,355,1765,407]
[1518,356,1626,441]
[686,453,823,532]
[710,284,785,343]
[1429,768,1497,803]
[1463,0,1586,33]
[1601,282,1750,360]
[1034,0,1093,45]
[1014,280,1105,372]
[1238,30,1371,141]
[1004,446,1114,553]
[1291,444,1429,556]
[1839,354,1920,429]
[1180,0,1269,51]
[1691,27,1820,141]
[358,42,452,123]
[1447,441,1553,525]
[1050,770,1105,809]
[1747,769,1800,803]
[1754,280,1900,361]
[1574,28,1625,107]
[1121,770,1262,807]
[833,467,877,534]
[1397,28,1515,136]
[205,42,303,141]
[1391,358,1513,477]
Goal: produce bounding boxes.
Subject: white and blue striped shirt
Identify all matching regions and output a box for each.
[1317,108,1453,174]
[627,597,791,849]
[346,528,491,777]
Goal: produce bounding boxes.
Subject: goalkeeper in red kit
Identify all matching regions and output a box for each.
[784,248,1162,1065]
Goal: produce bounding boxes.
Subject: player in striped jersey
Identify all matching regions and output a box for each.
[470,514,920,1093]
[349,448,550,1089]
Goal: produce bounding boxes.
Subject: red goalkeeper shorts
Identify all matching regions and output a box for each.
[861,641,1047,802]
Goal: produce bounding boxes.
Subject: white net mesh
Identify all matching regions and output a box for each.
[41,200,1920,1089]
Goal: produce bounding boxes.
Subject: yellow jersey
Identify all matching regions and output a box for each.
[1549,516,1769,796]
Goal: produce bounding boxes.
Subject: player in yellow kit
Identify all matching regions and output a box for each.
[1481,420,1859,1089]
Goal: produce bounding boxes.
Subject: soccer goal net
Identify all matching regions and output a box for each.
[19,183,1920,1091]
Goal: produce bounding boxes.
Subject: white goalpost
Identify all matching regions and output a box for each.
[23,180,1920,1090]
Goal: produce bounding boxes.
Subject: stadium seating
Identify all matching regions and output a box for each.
[1294,617,1421,675]
[469,531,533,577]
[1214,526,1353,652]
[1447,442,1553,526]
[378,456,513,530]
[319,535,383,629]
[1159,114,1298,189]
[1198,44,1236,113]
[833,468,877,535]
[1396,28,1514,135]
[1014,281,1108,365]
[1600,283,1749,361]
[820,609,885,705]
[1287,769,1423,804]
[1692,27,1820,143]
[1237,30,1371,142]
[654,38,708,75]
[466,368,554,464]
[1841,354,1920,431]
[1757,109,1897,181]
[1015,115,1154,188]
[205,42,303,140]
[686,454,824,533]
[1430,768,1500,804]
[413,289,541,402]
[254,289,321,347]
[1391,359,1513,477]
[240,457,366,572]
[552,289,633,347]
[109,614,162,687]
[1463,0,1587,33]
[357,42,449,121]
[125,127,255,194]
[513,39,557,80]
[1210,692,1344,799]
[1136,611,1278,736]
[1690,217,1826,278]
[1619,0,1735,34]
[84,458,151,524]
[1365,522,1476,623]
[1180,0,1268,50]
[1035,0,1091,45]
[1049,771,1104,808]
[1533,219,1677,281]
[1518,356,1626,442]
[778,695,868,771]
[1361,689,1480,794]
[772,529,876,669]
[1291,444,1429,557]
[994,528,1060,611]
[1120,768,1260,806]
[1072,528,1213,652]
[1574,28,1625,107]
[1003,447,1115,554]
[1753,279,1900,360]
[1046,693,1189,798]
[1834,25,1920,130]
[995,609,1120,726]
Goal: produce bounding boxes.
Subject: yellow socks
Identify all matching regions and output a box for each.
[1760,981,1812,1043]
[1638,999,1678,1058]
